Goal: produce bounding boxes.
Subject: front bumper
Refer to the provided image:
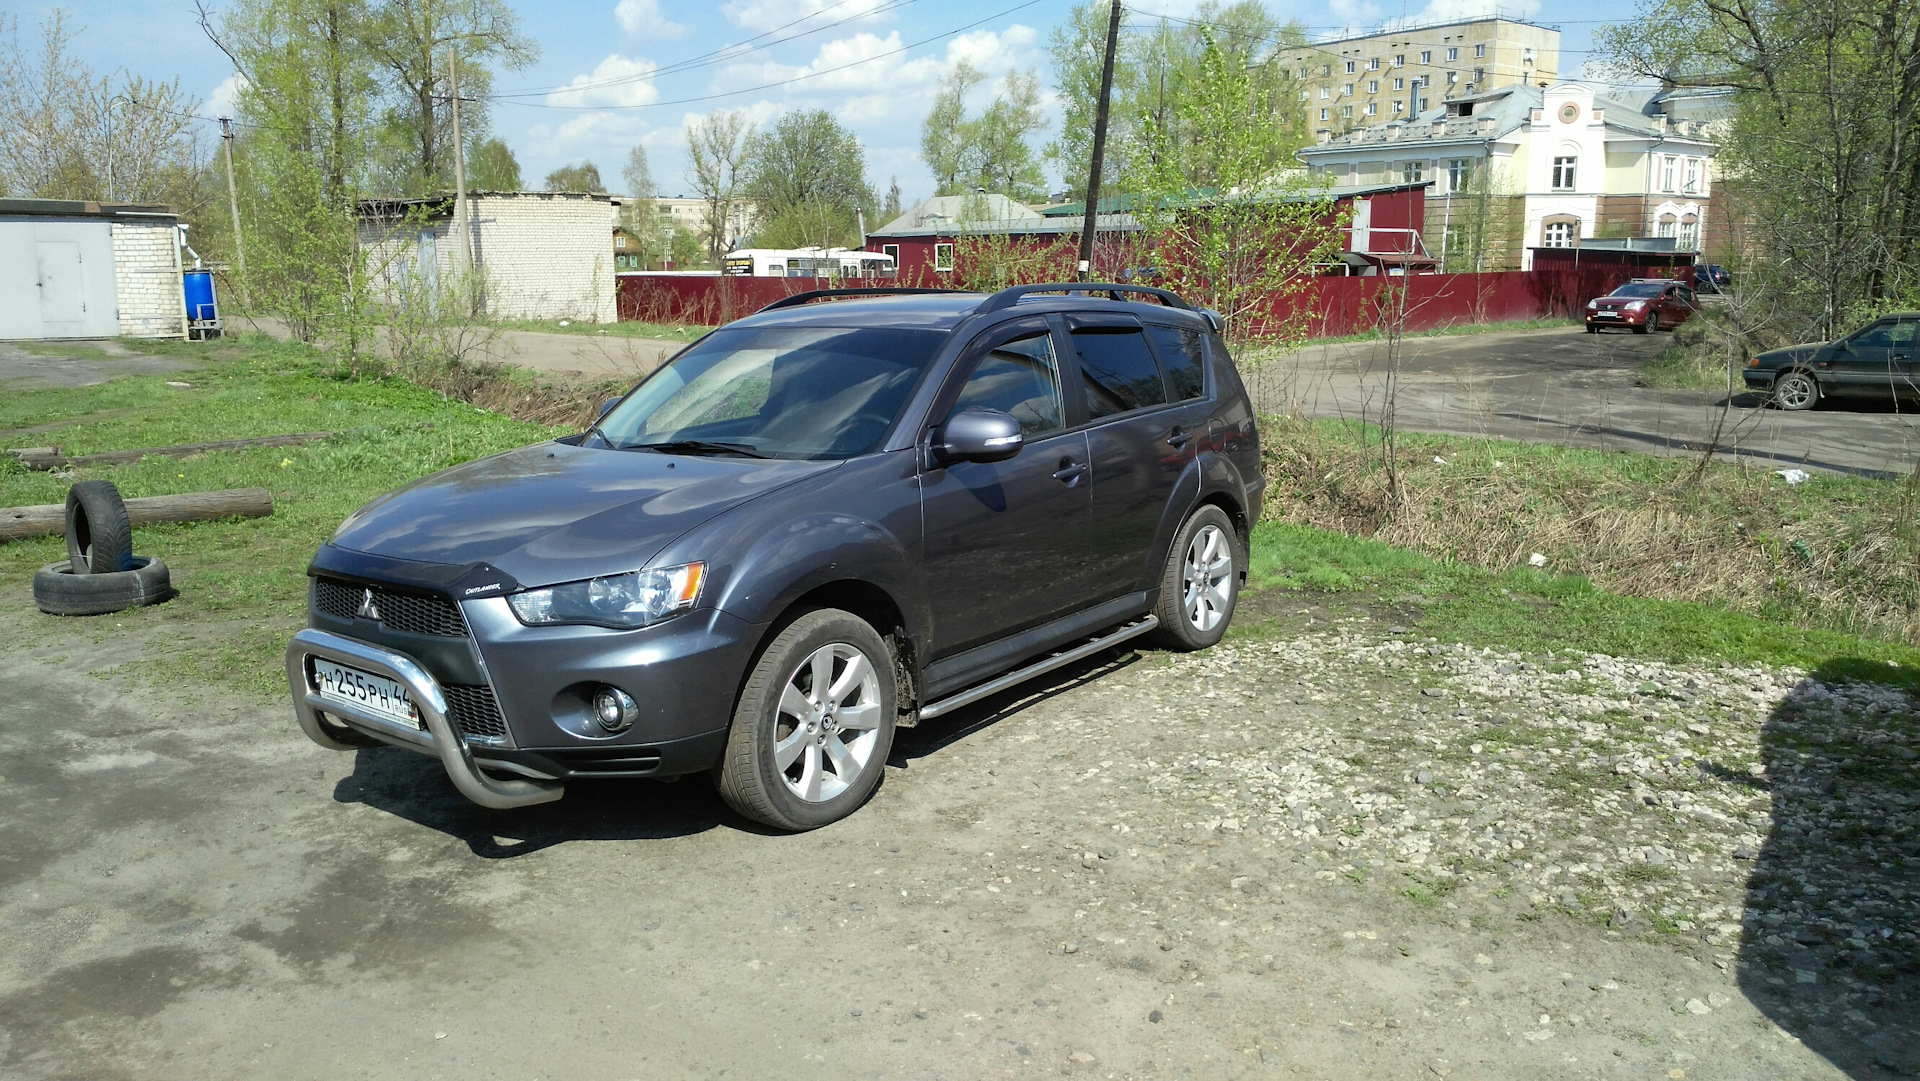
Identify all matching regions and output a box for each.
[287,628,565,809]
[1586,307,1647,327]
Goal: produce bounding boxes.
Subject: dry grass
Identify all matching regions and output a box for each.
[1260,414,1920,644]
[384,355,626,430]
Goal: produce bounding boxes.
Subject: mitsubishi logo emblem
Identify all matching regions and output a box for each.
[355,588,382,621]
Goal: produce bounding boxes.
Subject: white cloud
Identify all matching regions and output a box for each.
[545,54,662,108]
[205,72,246,118]
[722,0,895,33]
[615,0,692,39]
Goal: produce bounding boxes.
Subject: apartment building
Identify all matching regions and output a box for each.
[647,196,755,251]
[1281,17,1560,139]
[1297,82,1722,271]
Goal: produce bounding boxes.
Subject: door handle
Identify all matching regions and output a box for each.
[1166,427,1193,449]
[1052,458,1086,484]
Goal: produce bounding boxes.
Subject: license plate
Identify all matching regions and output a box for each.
[313,659,420,729]
[1596,311,1620,319]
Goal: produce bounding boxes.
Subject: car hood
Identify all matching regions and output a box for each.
[326,441,837,588]
[1757,343,1825,366]
[1592,296,1649,308]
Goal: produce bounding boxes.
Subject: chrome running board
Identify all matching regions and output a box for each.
[916,615,1159,722]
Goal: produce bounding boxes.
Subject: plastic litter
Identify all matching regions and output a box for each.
[1528,552,1548,568]
[1775,468,1811,486]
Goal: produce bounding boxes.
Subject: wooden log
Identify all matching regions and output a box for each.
[1,488,274,542]
[6,447,60,464]
[17,431,332,470]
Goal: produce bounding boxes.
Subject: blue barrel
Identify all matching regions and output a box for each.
[183,270,218,323]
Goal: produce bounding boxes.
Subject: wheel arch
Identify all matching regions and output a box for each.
[754,578,921,714]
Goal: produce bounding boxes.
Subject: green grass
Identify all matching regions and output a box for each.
[1241,519,1920,686]
[1640,342,1739,389]
[494,318,708,342]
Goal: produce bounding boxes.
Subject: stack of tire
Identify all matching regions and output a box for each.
[32,481,174,616]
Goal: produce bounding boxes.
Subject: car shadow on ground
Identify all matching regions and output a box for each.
[888,645,1147,764]
[1738,660,1920,1077]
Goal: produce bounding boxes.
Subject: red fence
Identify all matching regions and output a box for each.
[618,262,1667,340]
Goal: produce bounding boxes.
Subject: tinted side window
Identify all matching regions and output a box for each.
[1143,324,1206,400]
[950,331,1065,435]
[1072,327,1168,419]
[1852,322,1899,348]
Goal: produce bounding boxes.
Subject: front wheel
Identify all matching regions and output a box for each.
[1773,370,1819,411]
[1149,505,1242,652]
[715,609,897,830]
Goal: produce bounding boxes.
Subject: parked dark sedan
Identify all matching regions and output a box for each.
[1744,312,1920,410]
[286,284,1264,829]
[1585,279,1697,333]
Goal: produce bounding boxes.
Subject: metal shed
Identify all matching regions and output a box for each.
[0,199,186,341]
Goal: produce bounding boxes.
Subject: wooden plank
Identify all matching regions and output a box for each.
[0,488,274,542]
[16,432,332,470]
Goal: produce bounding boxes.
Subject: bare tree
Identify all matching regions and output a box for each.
[687,110,751,262]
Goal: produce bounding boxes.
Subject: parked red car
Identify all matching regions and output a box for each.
[1585,279,1697,334]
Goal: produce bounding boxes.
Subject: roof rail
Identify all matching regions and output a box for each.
[755,287,970,313]
[976,282,1193,314]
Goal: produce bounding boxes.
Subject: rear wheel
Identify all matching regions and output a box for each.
[1148,505,1241,652]
[715,609,896,831]
[1773,370,1819,411]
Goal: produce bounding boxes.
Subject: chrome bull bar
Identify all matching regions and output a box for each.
[286,628,563,809]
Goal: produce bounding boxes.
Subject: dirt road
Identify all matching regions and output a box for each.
[2,584,1909,1079]
[1261,327,1920,478]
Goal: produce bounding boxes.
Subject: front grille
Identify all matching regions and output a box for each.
[444,684,509,743]
[313,577,469,637]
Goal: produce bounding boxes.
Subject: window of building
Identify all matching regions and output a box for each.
[1345,60,1356,73]
[1343,104,1354,117]
[1299,66,1310,78]
[1684,158,1701,193]
[615,235,627,249]
[1543,220,1577,247]
[1393,99,1404,113]
[934,243,954,272]
[1447,70,1458,84]
[1320,107,1330,121]
[1299,88,1309,101]
[1661,155,1678,192]
[1474,43,1486,57]
[1523,46,1535,66]
[1657,216,1677,239]
[882,244,899,267]
[1678,219,1699,250]
[1320,86,1331,99]
[1343,82,1355,95]
[1420,50,1431,63]
[1367,102,1378,116]
[1368,80,1379,93]
[1448,158,1473,191]
[1403,160,1425,183]
[1394,53,1405,66]
[1474,67,1484,82]
[1552,155,1577,190]
[1393,76,1404,90]
[1320,64,1331,76]
[1369,57,1381,70]
[1447,47,1459,61]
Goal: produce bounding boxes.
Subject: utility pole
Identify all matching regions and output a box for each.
[219,117,249,307]
[1076,0,1123,283]
[448,47,471,272]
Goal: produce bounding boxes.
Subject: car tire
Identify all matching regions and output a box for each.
[1148,505,1242,652]
[1773,370,1819,411]
[65,480,134,574]
[1585,324,1598,334]
[715,608,897,831]
[33,557,172,616]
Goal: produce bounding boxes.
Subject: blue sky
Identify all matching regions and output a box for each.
[41,0,1622,206]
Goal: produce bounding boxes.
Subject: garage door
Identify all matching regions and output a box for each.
[0,219,120,339]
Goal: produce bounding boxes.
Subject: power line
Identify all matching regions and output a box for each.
[493,0,1052,111]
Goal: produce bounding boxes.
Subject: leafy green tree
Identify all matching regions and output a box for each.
[1602,0,1920,338]
[466,136,519,189]
[921,60,984,195]
[742,109,874,249]
[543,160,604,193]
[882,176,902,220]
[687,110,752,260]
[920,63,1048,200]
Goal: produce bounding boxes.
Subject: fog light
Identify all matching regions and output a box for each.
[592,686,638,732]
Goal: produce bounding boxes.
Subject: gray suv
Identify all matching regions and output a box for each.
[287,284,1264,829]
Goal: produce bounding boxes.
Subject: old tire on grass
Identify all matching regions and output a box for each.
[1148,504,1241,652]
[33,558,172,616]
[1773,370,1819,411]
[715,608,897,831]
[65,480,134,574]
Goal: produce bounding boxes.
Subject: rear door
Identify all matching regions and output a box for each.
[1067,313,1204,600]
[1828,319,1904,394]
[919,318,1092,655]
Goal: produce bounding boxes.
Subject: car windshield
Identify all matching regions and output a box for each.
[1609,282,1667,298]
[590,326,946,460]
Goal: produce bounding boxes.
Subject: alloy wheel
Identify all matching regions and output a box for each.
[1776,373,1817,410]
[773,642,884,803]
[1182,524,1233,633]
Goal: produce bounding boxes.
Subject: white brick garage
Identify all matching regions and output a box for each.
[359,192,617,323]
[0,199,185,340]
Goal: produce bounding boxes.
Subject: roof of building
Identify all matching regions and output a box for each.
[873,193,1042,235]
[1299,82,1718,157]
[1285,13,1559,50]
[0,198,177,219]
[1041,181,1430,218]
[357,190,619,217]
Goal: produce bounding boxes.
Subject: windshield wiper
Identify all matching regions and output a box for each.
[630,439,772,459]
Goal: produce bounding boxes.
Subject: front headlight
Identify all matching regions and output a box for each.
[1625,300,1647,311]
[1586,300,1599,310]
[507,562,706,629]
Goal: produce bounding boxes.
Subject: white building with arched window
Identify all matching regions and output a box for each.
[1298,81,1726,270]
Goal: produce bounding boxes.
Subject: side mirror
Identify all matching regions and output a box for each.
[597,398,621,419]
[933,409,1023,465]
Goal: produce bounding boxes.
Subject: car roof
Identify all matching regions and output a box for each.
[722,290,1212,333]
